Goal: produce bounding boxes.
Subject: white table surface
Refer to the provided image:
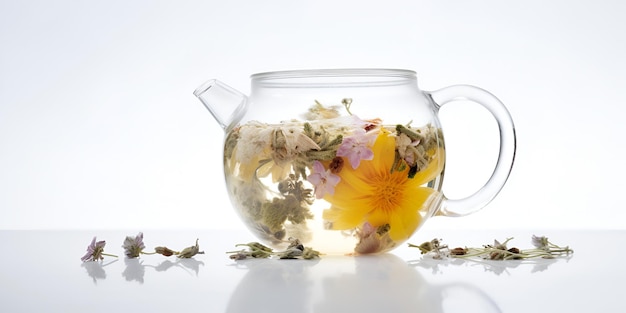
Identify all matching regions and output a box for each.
[0,228,622,312]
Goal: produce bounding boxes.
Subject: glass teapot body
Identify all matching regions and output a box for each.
[195,69,515,255]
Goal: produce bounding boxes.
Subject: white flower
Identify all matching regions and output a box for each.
[122,232,146,258]
[234,121,274,164]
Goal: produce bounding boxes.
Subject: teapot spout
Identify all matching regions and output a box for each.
[193,80,247,130]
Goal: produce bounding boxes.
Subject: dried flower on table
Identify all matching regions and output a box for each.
[122,232,151,258]
[81,236,117,262]
[450,247,468,256]
[227,242,273,259]
[408,235,573,261]
[154,246,177,257]
[226,238,320,260]
[178,239,204,258]
[408,238,448,259]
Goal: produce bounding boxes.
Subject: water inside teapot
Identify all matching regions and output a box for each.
[223,101,445,254]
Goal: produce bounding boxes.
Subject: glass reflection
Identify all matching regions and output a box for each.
[121,258,205,283]
[81,259,117,284]
[409,255,572,276]
[225,254,501,313]
[81,257,204,284]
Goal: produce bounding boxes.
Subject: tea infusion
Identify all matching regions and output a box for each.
[223,99,445,254]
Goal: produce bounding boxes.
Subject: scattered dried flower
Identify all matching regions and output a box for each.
[408,238,448,259]
[122,232,147,258]
[226,238,320,260]
[178,239,204,258]
[155,246,177,257]
[409,235,573,261]
[227,242,273,259]
[81,233,205,262]
[277,247,304,259]
[450,247,467,256]
[81,237,117,262]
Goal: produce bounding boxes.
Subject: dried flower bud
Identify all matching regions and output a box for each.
[450,247,467,256]
[155,246,177,257]
[508,247,520,254]
[178,239,204,258]
[229,252,250,260]
[489,251,504,260]
[417,241,433,254]
[507,247,522,259]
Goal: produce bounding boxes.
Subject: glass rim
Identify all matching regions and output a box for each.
[251,68,416,80]
[250,69,417,88]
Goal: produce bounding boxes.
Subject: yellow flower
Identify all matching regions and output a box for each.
[322,129,444,242]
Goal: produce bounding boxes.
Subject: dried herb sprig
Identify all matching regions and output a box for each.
[409,235,573,260]
[408,238,448,259]
[226,237,320,260]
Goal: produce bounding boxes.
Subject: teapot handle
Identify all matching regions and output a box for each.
[428,85,516,217]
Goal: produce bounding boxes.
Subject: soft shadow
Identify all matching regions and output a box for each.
[225,254,500,313]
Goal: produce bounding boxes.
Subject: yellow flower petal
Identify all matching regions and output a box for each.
[322,128,445,246]
[322,204,370,230]
[388,187,436,241]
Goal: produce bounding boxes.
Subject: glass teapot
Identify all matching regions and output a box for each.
[194,69,515,255]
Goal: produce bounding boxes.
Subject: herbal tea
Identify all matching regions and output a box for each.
[223,101,445,254]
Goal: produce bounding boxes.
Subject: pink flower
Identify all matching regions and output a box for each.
[336,128,377,169]
[81,237,107,262]
[307,161,340,199]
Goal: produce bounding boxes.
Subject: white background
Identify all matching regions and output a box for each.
[1,0,624,231]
